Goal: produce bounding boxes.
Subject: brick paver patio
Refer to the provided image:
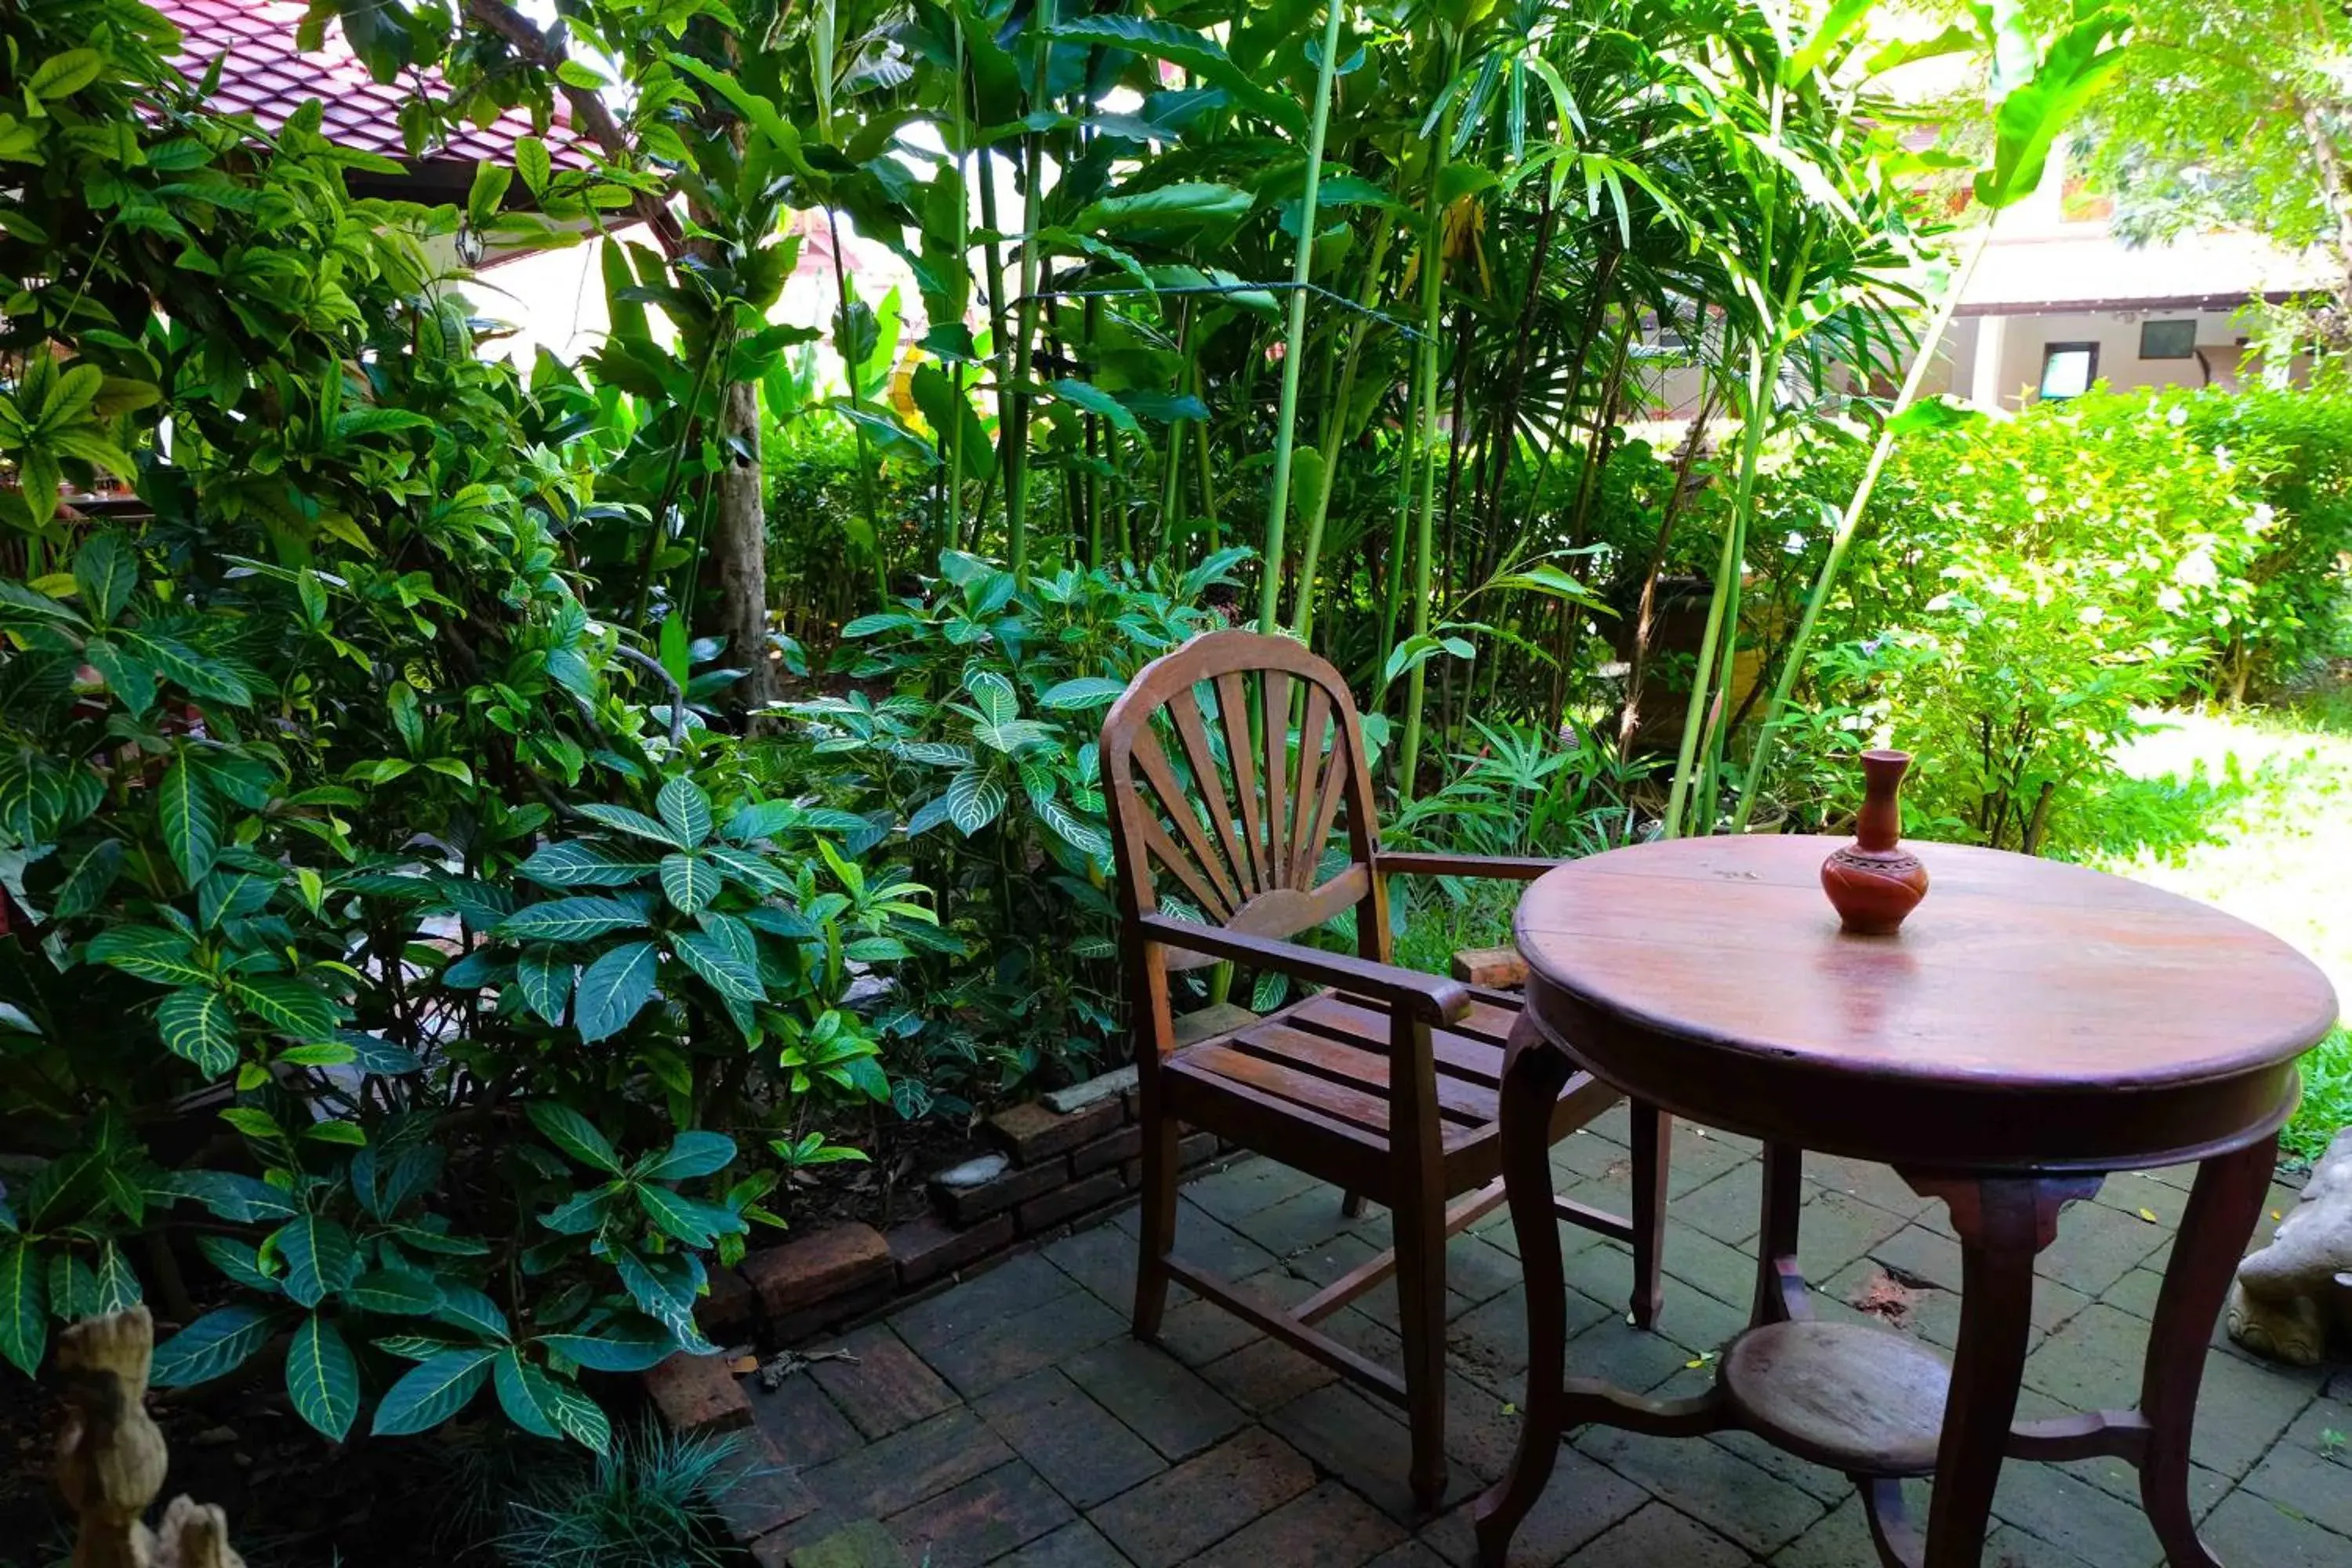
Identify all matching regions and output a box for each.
[740,1105,2350,1567]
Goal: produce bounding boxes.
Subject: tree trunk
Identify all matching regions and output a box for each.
[706,379,775,710]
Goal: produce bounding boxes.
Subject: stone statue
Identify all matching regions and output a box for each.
[2226,1127,2352,1366]
[53,1305,246,1568]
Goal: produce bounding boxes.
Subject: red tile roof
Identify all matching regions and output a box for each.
[158,0,596,171]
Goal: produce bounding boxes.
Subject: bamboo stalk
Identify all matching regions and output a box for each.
[1397,38,1461,803]
[1258,0,1351,631]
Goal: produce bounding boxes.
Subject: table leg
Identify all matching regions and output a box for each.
[1904,1173,2100,1568]
[2139,1138,2275,1568]
[1754,1142,1806,1327]
[1473,1014,1576,1568]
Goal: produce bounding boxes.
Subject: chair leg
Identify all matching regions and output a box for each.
[1392,1185,1451,1512]
[1133,1111,1181,1341]
[1340,1190,1367,1219]
[1628,1101,1671,1330]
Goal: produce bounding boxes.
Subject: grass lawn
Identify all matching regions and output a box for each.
[2099,688,2352,1164]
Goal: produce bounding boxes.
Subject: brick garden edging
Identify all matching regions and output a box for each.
[645,1024,1251,1441]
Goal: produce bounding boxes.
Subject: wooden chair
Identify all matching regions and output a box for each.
[1101,630,1671,1509]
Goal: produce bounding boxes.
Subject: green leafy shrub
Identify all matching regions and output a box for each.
[0,1,918,1450]
[1768,393,2270,851]
[775,548,1248,1108]
[2169,384,2352,700]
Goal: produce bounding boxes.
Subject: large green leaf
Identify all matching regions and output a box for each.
[156,989,238,1077]
[151,1304,279,1387]
[526,1102,623,1174]
[87,927,210,989]
[157,758,219,885]
[286,1313,359,1440]
[92,1242,141,1313]
[516,840,659,887]
[540,1375,612,1452]
[72,531,138,626]
[943,769,1006,836]
[658,853,718,915]
[343,1269,443,1316]
[670,931,764,1004]
[371,1348,495,1436]
[573,803,687,848]
[493,1347,562,1439]
[633,1185,740,1248]
[0,1240,42,1376]
[496,897,651,943]
[275,1214,358,1308]
[1050,15,1301,132]
[49,837,124,918]
[635,1131,736,1182]
[573,941,659,1044]
[655,775,713,848]
[1076,182,1254,234]
[514,945,573,1025]
[228,976,342,1038]
[534,1319,674,1373]
[1051,378,1141,434]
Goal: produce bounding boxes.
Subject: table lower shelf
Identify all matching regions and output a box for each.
[1719,1320,1951,1476]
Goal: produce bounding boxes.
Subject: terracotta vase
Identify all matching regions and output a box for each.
[1820,750,1929,935]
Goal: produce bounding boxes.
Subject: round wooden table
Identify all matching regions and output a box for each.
[1473,835,2339,1568]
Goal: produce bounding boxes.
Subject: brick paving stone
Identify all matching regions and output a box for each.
[1548,1126,1630,1183]
[1660,1216,1776,1312]
[1417,1445,1648,1566]
[1802,1152,1931,1218]
[998,1520,1138,1566]
[1348,1274,1480,1336]
[1445,1232,1526,1307]
[1584,1101,1633,1143]
[891,1252,1076,1357]
[2023,1302,2321,1479]
[2236,1393,2352,1537]
[1987,1450,2167,1566]
[1571,1501,1754,1568]
[1669,1121,1759,1196]
[1796,1188,1914,1284]
[1062,1336,1247,1459]
[645,1350,753,1434]
[1980,1523,2101,1567]
[1365,1541,1453,1568]
[750,1369,867,1467]
[1231,1181,1360,1257]
[804,1406,1014,1520]
[1182,1156,1328,1224]
[1675,1165,1763,1247]
[1265,1382,1477,1523]
[884,1459,1076,1568]
[807,1323,959,1441]
[1574,1424,1829,1555]
[1200,1329,1339,1414]
[1769,1491,1899,1567]
[1708,1427,1852,1506]
[2099,1265,2165,1321]
[1445,1282,1612,1392]
[714,1431,825,1542]
[2061,1452,2231,1524]
[2199,1490,2352,1568]
[1044,1217,1140,1308]
[975,1367,1167,1509]
[1152,1267,1315,1368]
[1112,1196,1281,1280]
[1186,1479,1406,1568]
[922,1285,1128,1399]
[777,1519,912,1567]
[2095,1168,2191,1229]
[1087,1427,1317,1568]
[2038,1195,2173,1298]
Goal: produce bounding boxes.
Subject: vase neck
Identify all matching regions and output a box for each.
[1856,750,1909,853]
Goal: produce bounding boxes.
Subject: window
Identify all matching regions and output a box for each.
[2039,342,2099,400]
[2140,319,2198,360]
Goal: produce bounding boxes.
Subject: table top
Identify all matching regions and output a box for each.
[1512,836,2340,1168]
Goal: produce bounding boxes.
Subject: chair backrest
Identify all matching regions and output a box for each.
[1099,630,1388,973]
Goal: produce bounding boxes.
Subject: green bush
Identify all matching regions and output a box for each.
[2168,384,2352,700]
[1768,393,2272,852]
[774,549,1248,1107]
[0,2,921,1449]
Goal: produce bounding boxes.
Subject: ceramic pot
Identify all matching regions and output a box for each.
[1820,750,1929,935]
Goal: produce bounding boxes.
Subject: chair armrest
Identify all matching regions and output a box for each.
[1374,851,1558,882]
[1134,913,1472,1025]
